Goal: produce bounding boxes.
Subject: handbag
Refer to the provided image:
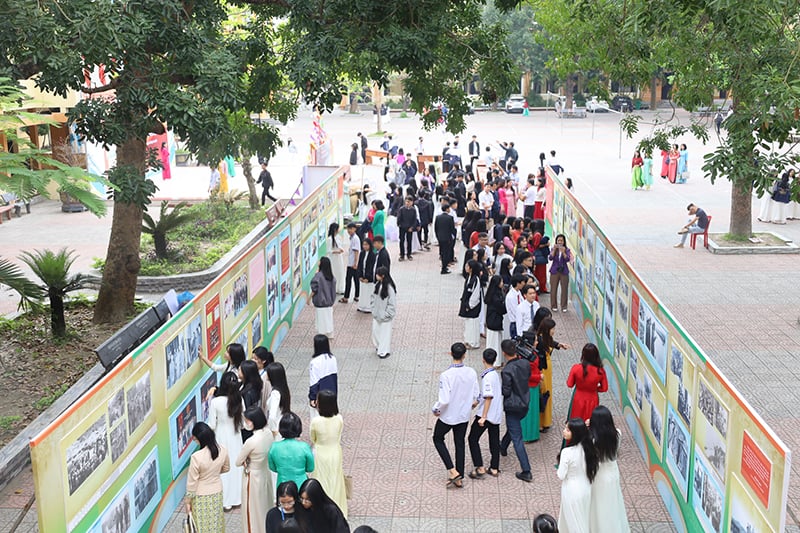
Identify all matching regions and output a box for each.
[183,512,198,533]
[344,474,353,499]
[540,390,550,413]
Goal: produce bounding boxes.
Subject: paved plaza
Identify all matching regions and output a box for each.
[1,109,799,531]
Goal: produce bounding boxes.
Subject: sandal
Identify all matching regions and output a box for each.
[354,297,359,302]
[338,298,348,303]
[468,469,485,479]
[487,468,500,477]
[446,474,464,488]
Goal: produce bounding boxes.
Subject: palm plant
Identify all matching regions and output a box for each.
[141,201,195,259]
[19,248,85,337]
[0,257,41,310]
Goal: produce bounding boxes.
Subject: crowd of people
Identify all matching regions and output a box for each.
[187,339,354,532]
[758,169,800,225]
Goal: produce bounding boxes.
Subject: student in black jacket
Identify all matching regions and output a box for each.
[372,235,391,277]
[416,191,434,249]
[499,339,533,482]
[434,202,457,274]
[396,196,419,261]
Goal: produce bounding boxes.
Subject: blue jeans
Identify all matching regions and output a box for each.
[680,223,705,245]
[500,410,531,473]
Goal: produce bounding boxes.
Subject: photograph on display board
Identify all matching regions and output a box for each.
[251,311,262,348]
[666,405,691,500]
[107,390,125,428]
[234,325,250,356]
[132,452,160,519]
[248,250,266,297]
[109,422,128,463]
[165,313,202,389]
[729,474,774,533]
[173,394,198,464]
[293,265,302,298]
[592,285,603,334]
[317,218,326,248]
[602,289,614,353]
[199,371,217,421]
[693,445,725,533]
[66,415,108,495]
[594,238,606,290]
[578,216,586,259]
[99,490,130,533]
[266,238,280,330]
[668,342,695,430]
[204,294,222,360]
[643,363,666,456]
[126,371,152,436]
[696,376,729,483]
[585,224,595,264]
[222,270,249,337]
[574,258,586,303]
[630,289,668,383]
[614,327,628,373]
[280,226,292,317]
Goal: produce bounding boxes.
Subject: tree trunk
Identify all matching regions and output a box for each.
[729,178,753,238]
[650,75,658,111]
[50,290,66,338]
[153,233,168,259]
[241,153,258,210]
[93,137,146,324]
[375,85,383,134]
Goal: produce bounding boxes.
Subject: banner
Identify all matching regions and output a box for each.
[546,168,790,533]
[30,166,346,533]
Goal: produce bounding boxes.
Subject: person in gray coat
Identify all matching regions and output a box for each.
[309,257,337,339]
[371,267,396,359]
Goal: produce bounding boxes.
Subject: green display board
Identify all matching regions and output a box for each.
[30,168,346,533]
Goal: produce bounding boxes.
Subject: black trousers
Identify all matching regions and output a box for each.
[261,189,277,205]
[399,229,414,257]
[467,416,500,470]
[418,224,429,245]
[343,266,359,299]
[524,205,535,219]
[432,419,468,475]
[439,239,454,272]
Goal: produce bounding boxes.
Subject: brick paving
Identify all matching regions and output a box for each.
[4,109,800,531]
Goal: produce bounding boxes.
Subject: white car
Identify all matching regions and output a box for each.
[505,95,526,113]
[586,97,610,113]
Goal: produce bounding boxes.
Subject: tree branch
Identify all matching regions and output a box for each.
[81,78,119,94]
[242,0,290,7]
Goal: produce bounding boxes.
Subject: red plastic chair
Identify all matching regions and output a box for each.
[690,215,712,250]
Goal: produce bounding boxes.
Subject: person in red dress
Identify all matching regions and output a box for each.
[566,344,608,421]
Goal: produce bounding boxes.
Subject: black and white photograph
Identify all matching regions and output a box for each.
[594,239,606,289]
[615,329,628,361]
[251,311,262,347]
[650,402,663,443]
[629,346,639,381]
[67,415,108,495]
[101,492,130,533]
[670,345,684,379]
[165,314,202,389]
[605,254,616,295]
[666,407,690,497]
[133,455,159,518]
[109,422,128,463]
[127,372,152,436]
[593,286,602,333]
[616,296,629,326]
[677,383,693,428]
[635,377,644,410]
[702,418,728,482]
[200,372,217,420]
[643,371,653,404]
[616,271,630,298]
[585,225,595,261]
[699,380,729,438]
[635,294,668,382]
[729,487,769,533]
[574,259,585,301]
[602,292,614,349]
[175,396,197,460]
[234,327,249,357]
[107,389,125,428]
[693,449,724,533]
[233,271,249,317]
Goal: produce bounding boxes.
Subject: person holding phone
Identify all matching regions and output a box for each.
[549,234,572,313]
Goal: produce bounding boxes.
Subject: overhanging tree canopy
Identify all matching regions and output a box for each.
[530,0,800,238]
[0,0,520,322]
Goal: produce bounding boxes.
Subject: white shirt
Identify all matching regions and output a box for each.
[476,368,504,425]
[523,186,537,206]
[478,190,494,211]
[432,364,480,425]
[483,152,495,167]
[516,299,540,334]
[472,243,493,263]
[505,287,522,327]
[535,187,546,202]
[348,233,360,267]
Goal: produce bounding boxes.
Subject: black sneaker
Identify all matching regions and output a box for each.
[407,255,413,260]
[515,471,532,482]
